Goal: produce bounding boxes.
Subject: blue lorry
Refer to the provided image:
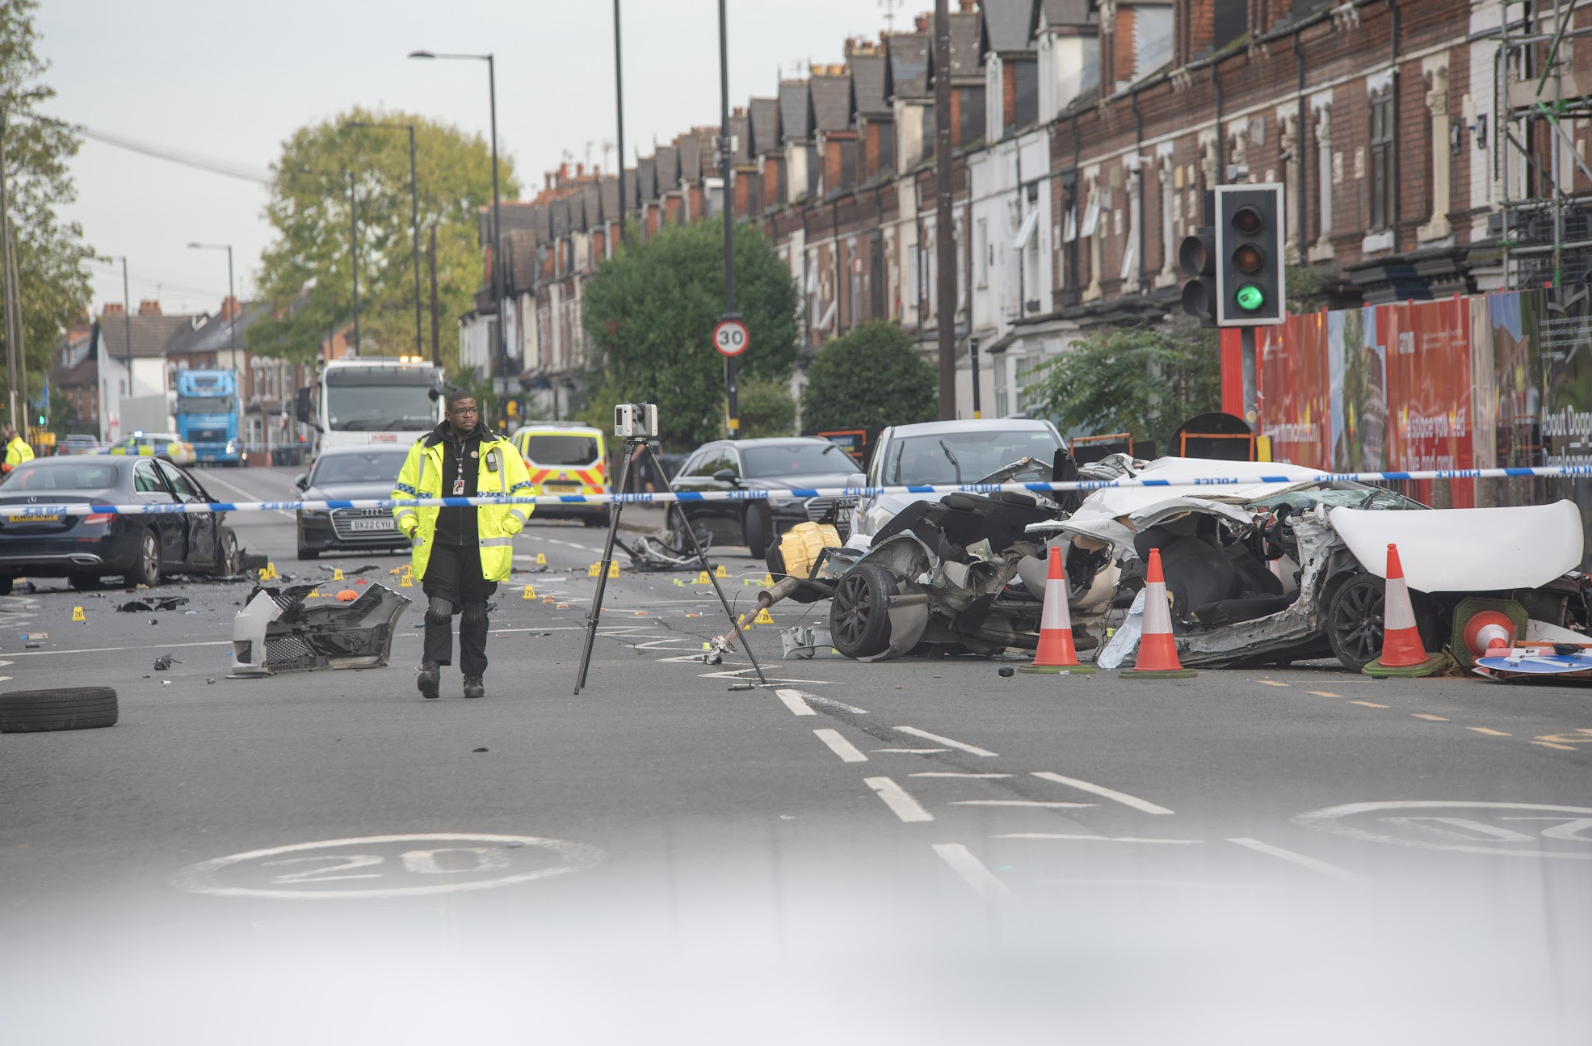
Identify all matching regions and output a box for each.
[175,369,242,465]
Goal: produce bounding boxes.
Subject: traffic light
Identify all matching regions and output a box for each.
[1178,225,1217,328]
[1215,184,1284,326]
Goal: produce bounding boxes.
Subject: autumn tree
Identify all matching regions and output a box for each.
[799,322,937,431]
[250,108,516,367]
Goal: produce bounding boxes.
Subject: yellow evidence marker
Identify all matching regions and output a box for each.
[400,574,413,588]
[535,552,547,565]
[522,584,537,600]
[761,573,774,586]
[696,571,711,584]
[259,562,278,581]
[332,568,344,581]
[714,564,728,579]
[754,608,774,625]
[608,562,620,579]
[71,606,86,623]
[588,563,601,577]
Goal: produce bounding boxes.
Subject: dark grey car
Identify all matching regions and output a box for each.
[668,437,861,558]
[295,445,412,560]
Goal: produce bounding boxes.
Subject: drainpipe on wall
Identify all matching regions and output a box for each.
[1388,0,1401,250]
[1131,87,1146,294]
[1294,29,1308,265]
[1211,63,1224,186]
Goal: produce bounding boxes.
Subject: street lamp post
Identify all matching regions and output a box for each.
[186,242,235,357]
[409,50,504,385]
[344,121,423,358]
[717,0,738,439]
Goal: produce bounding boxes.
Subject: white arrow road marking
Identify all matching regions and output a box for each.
[865,777,934,822]
[1227,837,1368,884]
[931,843,1015,901]
[894,726,998,757]
[1030,771,1174,815]
[813,728,867,762]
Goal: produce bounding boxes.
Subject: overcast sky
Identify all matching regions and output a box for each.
[39,0,904,319]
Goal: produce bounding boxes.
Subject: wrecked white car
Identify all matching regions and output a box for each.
[1039,455,1591,670]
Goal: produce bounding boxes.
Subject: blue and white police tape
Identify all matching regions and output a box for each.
[6,464,1592,518]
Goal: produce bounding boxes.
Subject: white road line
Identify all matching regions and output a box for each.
[949,800,1096,808]
[1226,837,1368,884]
[1030,771,1174,815]
[910,772,1012,779]
[865,777,934,822]
[894,726,998,757]
[804,694,869,714]
[775,688,816,716]
[995,833,1204,844]
[931,843,1015,901]
[203,471,297,519]
[813,728,868,763]
[873,748,949,754]
[6,639,232,657]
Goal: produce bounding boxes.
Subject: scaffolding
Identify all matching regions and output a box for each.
[1496,0,1592,289]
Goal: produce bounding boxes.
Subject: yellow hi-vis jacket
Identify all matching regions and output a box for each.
[391,427,533,581]
[2,435,34,473]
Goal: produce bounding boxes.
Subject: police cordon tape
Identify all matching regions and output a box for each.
[8,464,1592,517]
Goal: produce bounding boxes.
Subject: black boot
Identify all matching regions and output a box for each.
[418,661,441,700]
[462,675,485,699]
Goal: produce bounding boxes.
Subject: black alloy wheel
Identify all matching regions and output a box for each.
[1326,573,1385,671]
[743,504,771,560]
[213,530,242,577]
[128,530,161,588]
[829,562,899,659]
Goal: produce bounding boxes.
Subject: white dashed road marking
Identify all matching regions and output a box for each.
[775,688,816,716]
[996,834,1204,845]
[931,843,1015,901]
[894,726,998,757]
[813,728,868,763]
[1031,771,1175,815]
[950,800,1095,808]
[865,777,934,823]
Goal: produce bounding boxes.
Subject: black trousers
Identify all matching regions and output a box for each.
[421,542,498,677]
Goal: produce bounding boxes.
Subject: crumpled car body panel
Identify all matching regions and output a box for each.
[230,583,411,677]
[1330,501,1584,592]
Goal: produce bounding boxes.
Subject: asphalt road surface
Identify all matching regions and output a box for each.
[1,466,1588,1044]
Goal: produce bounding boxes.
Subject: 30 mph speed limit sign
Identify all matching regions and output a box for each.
[713,316,749,358]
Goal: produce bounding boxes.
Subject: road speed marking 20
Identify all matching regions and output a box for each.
[1295,801,1592,859]
[713,317,749,357]
[169,832,605,899]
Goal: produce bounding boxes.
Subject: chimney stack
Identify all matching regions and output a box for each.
[138,300,162,316]
[103,302,125,317]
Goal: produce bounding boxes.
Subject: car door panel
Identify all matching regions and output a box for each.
[132,460,184,565]
[159,460,216,568]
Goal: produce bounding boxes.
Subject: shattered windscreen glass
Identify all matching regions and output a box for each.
[1250,484,1428,512]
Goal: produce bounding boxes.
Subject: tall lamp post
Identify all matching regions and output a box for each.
[344,121,423,358]
[717,0,738,438]
[409,49,504,386]
[185,242,236,357]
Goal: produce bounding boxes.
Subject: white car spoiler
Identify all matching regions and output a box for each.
[1329,500,1584,592]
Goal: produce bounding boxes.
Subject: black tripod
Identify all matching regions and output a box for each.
[574,435,769,694]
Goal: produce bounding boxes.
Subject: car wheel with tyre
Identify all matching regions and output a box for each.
[829,562,899,659]
[213,530,242,577]
[0,686,118,733]
[743,504,770,559]
[127,530,161,588]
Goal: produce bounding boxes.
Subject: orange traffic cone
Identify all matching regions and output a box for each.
[1019,544,1094,674]
[1126,548,1197,678]
[1363,543,1449,677]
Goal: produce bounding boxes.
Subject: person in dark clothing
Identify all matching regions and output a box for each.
[392,391,532,699]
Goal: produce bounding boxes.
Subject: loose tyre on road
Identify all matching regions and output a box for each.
[830,562,899,659]
[0,686,119,733]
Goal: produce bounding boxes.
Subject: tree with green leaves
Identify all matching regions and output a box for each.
[1025,322,1221,454]
[733,374,796,438]
[0,0,94,417]
[580,217,799,447]
[250,108,515,367]
[799,321,937,432]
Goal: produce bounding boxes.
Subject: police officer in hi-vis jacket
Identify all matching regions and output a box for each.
[392,390,532,699]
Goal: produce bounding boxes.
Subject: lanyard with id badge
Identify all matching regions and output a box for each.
[454,444,499,495]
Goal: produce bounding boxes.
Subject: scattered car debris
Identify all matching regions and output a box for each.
[153,654,181,671]
[615,531,713,572]
[998,666,1015,678]
[117,596,190,612]
[229,582,411,677]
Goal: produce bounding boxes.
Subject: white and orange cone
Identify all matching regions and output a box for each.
[1019,544,1094,674]
[1126,548,1197,679]
[1362,543,1449,677]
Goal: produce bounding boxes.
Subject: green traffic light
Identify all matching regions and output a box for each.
[1235,284,1265,312]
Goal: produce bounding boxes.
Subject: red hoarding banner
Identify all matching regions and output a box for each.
[1259,312,1329,469]
[1382,298,1474,506]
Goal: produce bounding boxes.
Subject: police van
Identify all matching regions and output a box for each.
[510,423,611,527]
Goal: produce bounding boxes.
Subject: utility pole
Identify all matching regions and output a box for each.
[428,223,440,367]
[718,0,739,438]
[347,171,361,356]
[0,108,20,430]
[933,0,957,420]
[2,217,24,431]
[613,0,626,248]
